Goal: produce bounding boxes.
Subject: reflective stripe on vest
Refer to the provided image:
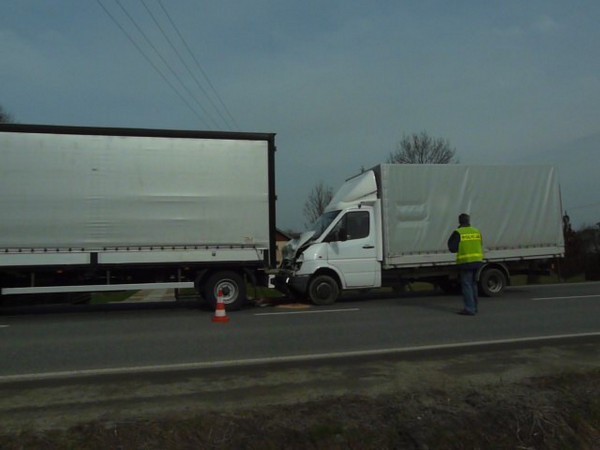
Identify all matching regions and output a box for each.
[456,227,484,265]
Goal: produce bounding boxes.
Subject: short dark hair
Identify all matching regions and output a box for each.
[459,213,470,226]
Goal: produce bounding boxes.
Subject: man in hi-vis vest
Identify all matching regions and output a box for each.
[447,213,484,315]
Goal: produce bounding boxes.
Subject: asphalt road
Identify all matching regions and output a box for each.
[1,282,599,431]
[1,281,599,380]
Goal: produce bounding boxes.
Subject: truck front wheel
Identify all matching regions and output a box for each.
[478,267,507,297]
[308,275,339,305]
[202,271,246,311]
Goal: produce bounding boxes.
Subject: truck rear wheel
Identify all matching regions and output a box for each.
[308,275,339,305]
[479,267,507,297]
[202,271,246,311]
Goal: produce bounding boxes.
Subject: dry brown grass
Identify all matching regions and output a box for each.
[1,370,598,450]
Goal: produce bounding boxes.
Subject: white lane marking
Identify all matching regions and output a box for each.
[0,325,9,328]
[254,308,360,316]
[510,281,600,289]
[506,281,600,290]
[1,331,599,384]
[532,294,600,301]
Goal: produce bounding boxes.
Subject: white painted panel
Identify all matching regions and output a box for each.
[378,164,564,267]
[0,132,270,250]
[0,253,90,267]
[97,248,265,264]
[2,282,195,295]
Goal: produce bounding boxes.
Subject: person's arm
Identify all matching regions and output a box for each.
[447,230,460,253]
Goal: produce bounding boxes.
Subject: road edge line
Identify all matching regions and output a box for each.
[2,331,599,384]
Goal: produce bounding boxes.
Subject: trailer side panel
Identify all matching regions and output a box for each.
[0,130,271,253]
[378,164,564,267]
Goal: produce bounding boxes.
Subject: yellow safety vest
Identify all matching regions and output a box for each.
[456,227,484,265]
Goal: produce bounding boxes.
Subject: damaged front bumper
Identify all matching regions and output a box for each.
[267,269,309,297]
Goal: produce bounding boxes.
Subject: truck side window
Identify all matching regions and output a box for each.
[346,211,370,240]
[325,219,345,242]
[325,210,370,242]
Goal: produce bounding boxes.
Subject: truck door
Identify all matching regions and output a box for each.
[324,208,378,288]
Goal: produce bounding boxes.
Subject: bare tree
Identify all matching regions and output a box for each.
[303,181,333,227]
[0,105,13,123]
[387,131,458,164]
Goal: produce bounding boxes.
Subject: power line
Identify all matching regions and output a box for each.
[112,0,221,129]
[140,0,235,130]
[95,0,210,128]
[156,0,240,130]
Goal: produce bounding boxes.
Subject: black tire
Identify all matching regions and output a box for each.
[308,275,339,305]
[202,271,246,311]
[478,267,507,297]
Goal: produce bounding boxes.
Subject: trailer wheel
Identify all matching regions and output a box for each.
[202,271,246,311]
[308,275,339,305]
[479,267,507,297]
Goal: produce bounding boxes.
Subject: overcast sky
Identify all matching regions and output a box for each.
[2,1,599,230]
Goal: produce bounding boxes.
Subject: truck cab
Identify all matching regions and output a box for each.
[278,171,383,304]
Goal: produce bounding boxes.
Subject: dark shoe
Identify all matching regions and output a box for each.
[457,310,475,316]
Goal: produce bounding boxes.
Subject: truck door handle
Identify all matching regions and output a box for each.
[362,245,375,249]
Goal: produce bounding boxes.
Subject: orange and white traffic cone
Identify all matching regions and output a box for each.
[212,289,230,323]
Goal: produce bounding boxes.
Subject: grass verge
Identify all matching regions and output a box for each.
[89,291,135,305]
[1,370,598,449]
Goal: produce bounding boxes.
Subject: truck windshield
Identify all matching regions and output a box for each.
[310,210,341,240]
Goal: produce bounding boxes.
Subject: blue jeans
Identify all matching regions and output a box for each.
[460,268,479,314]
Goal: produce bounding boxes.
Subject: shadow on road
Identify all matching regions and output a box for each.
[336,288,460,313]
[0,299,207,316]
[2,287,464,317]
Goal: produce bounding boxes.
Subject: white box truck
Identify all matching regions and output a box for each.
[275,164,565,304]
[0,124,277,310]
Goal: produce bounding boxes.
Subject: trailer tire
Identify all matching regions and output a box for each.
[308,275,339,305]
[202,271,246,311]
[479,267,507,297]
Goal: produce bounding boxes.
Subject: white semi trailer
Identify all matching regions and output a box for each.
[0,124,277,310]
[275,164,565,304]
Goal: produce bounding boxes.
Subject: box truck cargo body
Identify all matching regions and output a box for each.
[276,164,564,305]
[0,124,277,309]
